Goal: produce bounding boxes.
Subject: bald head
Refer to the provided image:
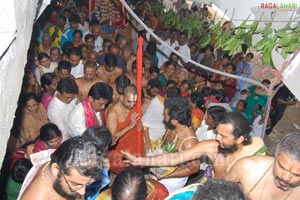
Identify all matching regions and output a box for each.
[123,84,137,96]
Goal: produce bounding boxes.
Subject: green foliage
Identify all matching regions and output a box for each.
[158,6,300,68]
[162,141,177,153]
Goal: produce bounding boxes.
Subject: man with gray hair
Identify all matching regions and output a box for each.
[224,132,300,199]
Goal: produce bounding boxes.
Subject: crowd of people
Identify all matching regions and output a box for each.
[0,0,299,199]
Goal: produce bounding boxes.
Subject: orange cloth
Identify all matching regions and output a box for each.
[109,107,143,174]
[192,108,204,129]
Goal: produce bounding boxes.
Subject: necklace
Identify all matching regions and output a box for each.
[41,162,58,200]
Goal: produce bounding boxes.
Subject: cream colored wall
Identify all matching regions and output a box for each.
[0,0,50,166]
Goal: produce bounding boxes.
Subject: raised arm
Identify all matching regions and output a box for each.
[123,140,216,167]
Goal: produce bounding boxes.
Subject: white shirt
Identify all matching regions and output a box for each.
[250,115,264,138]
[70,60,84,78]
[83,30,103,52]
[195,120,216,141]
[67,102,102,137]
[171,43,191,67]
[142,96,166,141]
[47,94,77,141]
[35,62,57,84]
[159,39,179,66]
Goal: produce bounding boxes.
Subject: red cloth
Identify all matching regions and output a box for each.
[83,97,99,128]
[32,139,48,153]
[146,179,169,200]
[136,36,144,155]
[223,78,237,101]
[109,107,144,174]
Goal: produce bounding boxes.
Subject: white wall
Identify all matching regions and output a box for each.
[0,0,49,166]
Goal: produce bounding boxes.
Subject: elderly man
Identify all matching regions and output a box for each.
[18,137,104,200]
[123,112,266,179]
[75,61,103,102]
[224,132,300,200]
[68,82,113,136]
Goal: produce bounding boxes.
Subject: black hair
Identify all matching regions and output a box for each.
[246,52,254,59]
[88,82,113,104]
[164,60,175,69]
[102,38,113,47]
[165,80,177,88]
[39,123,62,142]
[69,13,80,23]
[89,19,100,27]
[164,96,191,126]
[166,86,181,98]
[224,63,236,73]
[58,60,72,72]
[11,158,33,183]
[50,46,60,54]
[40,72,56,89]
[82,126,112,149]
[37,52,50,61]
[148,78,162,90]
[111,168,147,200]
[50,137,104,178]
[179,30,188,37]
[207,106,227,129]
[146,41,157,57]
[149,66,159,74]
[84,34,95,42]
[62,42,74,56]
[23,93,40,106]
[58,14,66,21]
[190,92,205,112]
[205,45,214,53]
[223,54,231,60]
[56,77,78,94]
[104,53,118,68]
[237,99,247,110]
[115,75,131,95]
[201,87,216,97]
[72,29,83,38]
[219,112,252,145]
[68,47,81,57]
[261,79,271,85]
[241,43,248,54]
[193,179,245,200]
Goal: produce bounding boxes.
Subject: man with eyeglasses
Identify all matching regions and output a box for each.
[18,136,105,200]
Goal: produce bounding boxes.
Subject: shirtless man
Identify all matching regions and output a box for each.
[224,132,300,200]
[154,96,199,193]
[126,60,149,89]
[96,53,123,86]
[75,61,102,102]
[123,112,266,178]
[18,137,104,200]
[106,84,143,174]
